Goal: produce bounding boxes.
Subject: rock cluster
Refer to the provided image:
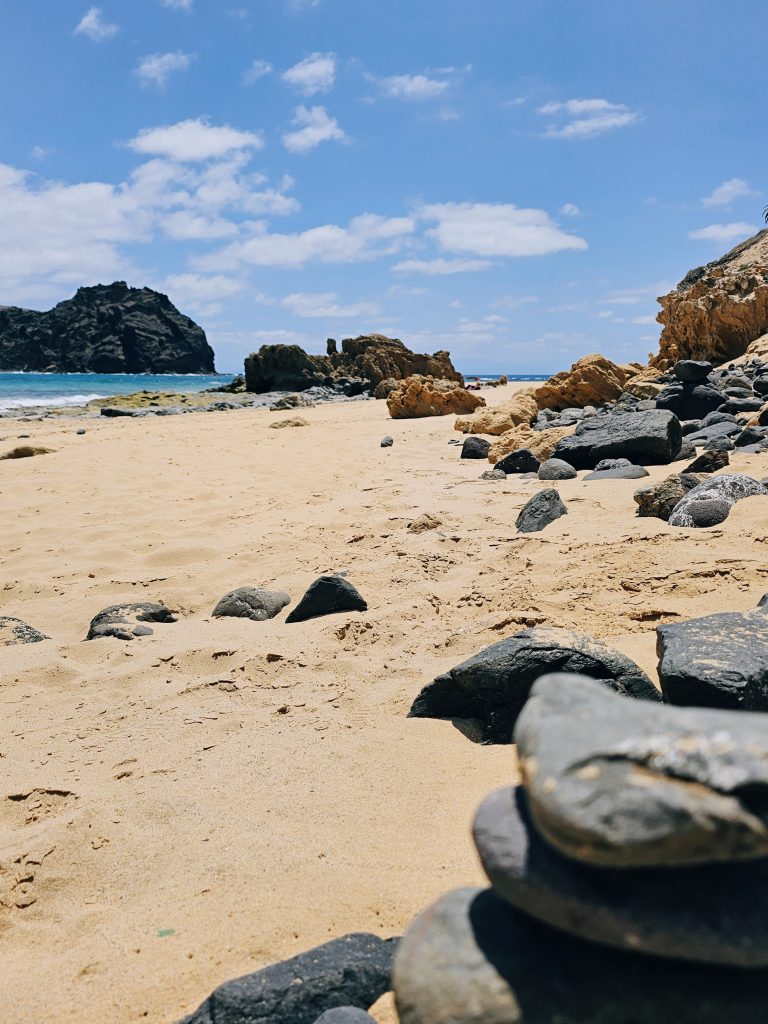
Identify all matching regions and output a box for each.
[244,335,462,395]
[386,376,485,419]
[0,282,215,373]
[394,673,768,1022]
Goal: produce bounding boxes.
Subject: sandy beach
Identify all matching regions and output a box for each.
[2,382,768,1023]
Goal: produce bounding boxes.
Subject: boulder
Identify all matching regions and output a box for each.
[656,383,725,420]
[488,424,575,465]
[180,933,397,1024]
[684,450,729,473]
[537,458,577,480]
[393,887,768,1024]
[407,627,657,744]
[534,354,628,411]
[515,488,566,533]
[674,360,714,382]
[651,230,768,370]
[658,607,768,709]
[633,474,703,520]
[584,465,649,481]
[515,673,768,867]
[0,616,49,646]
[495,449,539,474]
[386,376,485,419]
[212,588,291,622]
[285,576,367,623]
[480,469,506,481]
[668,473,767,527]
[460,436,490,459]
[86,602,177,641]
[0,281,215,374]
[474,783,768,968]
[454,389,537,435]
[553,410,682,469]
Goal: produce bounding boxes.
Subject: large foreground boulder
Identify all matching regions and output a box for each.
[534,354,628,411]
[633,474,703,520]
[553,410,682,469]
[515,488,567,533]
[386,376,485,419]
[0,282,215,373]
[407,627,658,744]
[667,473,767,527]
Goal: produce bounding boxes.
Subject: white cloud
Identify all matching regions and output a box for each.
[377,74,449,100]
[392,257,492,274]
[418,202,587,257]
[701,178,759,207]
[282,106,347,154]
[127,118,264,162]
[74,6,119,41]
[599,281,670,305]
[30,146,50,161]
[282,53,336,95]
[244,60,273,84]
[560,202,581,217]
[538,98,639,140]
[161,0,193,9]
[195,212,415,271]
[493,294,540,310]
[631,314,657,324]
[689,222,756,243]
[136,51,194,88]
[281,292,379,318]
[163,273,245,302]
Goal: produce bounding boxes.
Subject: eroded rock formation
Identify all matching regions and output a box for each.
[534,354,629,410]
[386,376,485,419]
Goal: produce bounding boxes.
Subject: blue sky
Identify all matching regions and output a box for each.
[2,1,766,373]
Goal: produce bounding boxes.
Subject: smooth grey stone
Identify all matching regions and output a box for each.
[0,616,49,646]
[380,435,393,448]
[668,473,767,527]
[736,426,765,447]
[212,587,291,622]
[594,458,632,470]
[393,887,768,1024]
[495,449,540,474]
[553,410,682,469]
[481,469,506,480]
[633,474,702,521]
[313,1010,376,1024]
[583,465,649,480]
[515,488,566,533]
[180,933,397,1024]
[407,627,658,744]
[680,418,704,435]
[673,494,731,526]
[686,420,740,446]
[537,458,576,480]
[658,607,768,710]
[724,397,763,413]
[674,360,713,383]
[656,382,724,420]
[286,575,367,623]
[706,436,736,451]
[131,625,154,637]
[86,602,177,641]
[76,428,86,435]
[683,449,729,474]
[754,376,768,396]
[676,439,696,460]
[474,783,768,968]
[460,436,490,459]
[703,411,737,425]
[516,672,768,867]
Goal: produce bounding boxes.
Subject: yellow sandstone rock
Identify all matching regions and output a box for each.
[387,375,486,419]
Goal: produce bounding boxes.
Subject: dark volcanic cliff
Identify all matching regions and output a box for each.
[0,282,216,373]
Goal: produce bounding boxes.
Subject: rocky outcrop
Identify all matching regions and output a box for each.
[534,354,629,411]
[244,335,462,394]
[488,424,576,465]
[387,376,485,419]
[454,388,538,435]
[0,282,215,373]
[652,230,768,370]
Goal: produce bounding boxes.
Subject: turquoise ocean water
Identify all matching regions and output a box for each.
[0,372,548,411]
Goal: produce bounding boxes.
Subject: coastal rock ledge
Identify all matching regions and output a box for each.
[0,281,215,374]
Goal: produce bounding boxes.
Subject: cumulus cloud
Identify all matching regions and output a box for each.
[195,213,415,271]
[560,202,581,217]
[280,292,380,318]
[689,222,756,243]
[376,74,450,100]
[418,202,587,257]
[392,258,492,274]
[161,0,193,8]
[282,106,347,154]
[282,53,336,95]
[127,118,264,162]
[701,178,759,207]
[162,273,246,316]
[493,294,540,310]
[136,51,194,88]
[538,98,639,139]
[74,7,119,41]
[244,60,273,84]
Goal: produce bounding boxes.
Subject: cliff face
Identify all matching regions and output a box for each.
[244,334,462,393]
[652,230,768,370]
[0,282,215,373]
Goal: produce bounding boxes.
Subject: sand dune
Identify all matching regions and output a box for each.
[2,385,768,1022]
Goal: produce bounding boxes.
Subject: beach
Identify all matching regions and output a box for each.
[2,382,768,1023]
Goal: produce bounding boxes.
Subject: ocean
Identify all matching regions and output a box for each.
[0,371,549,412]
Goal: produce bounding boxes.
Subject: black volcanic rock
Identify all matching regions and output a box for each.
[0,282,215,373]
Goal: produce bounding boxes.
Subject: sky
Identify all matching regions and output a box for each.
[2,1,767,374]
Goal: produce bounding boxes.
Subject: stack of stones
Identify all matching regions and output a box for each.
[393,672,768,1023]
